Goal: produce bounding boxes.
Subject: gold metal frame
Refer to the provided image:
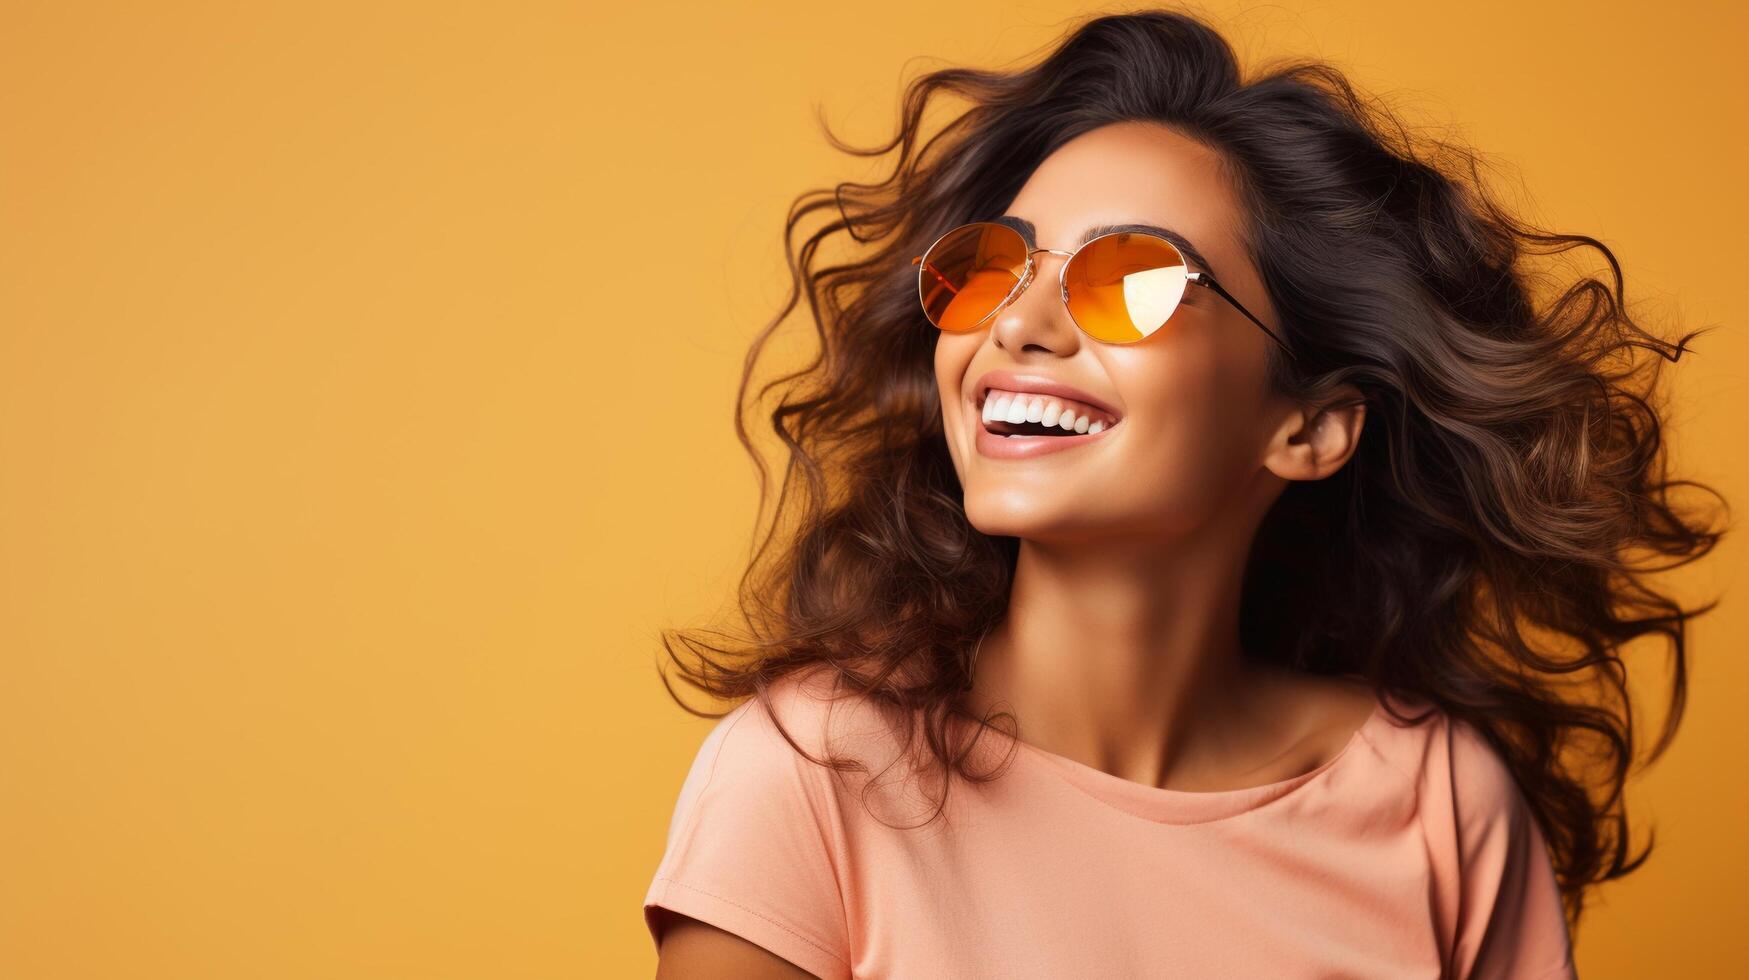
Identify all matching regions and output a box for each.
[910,221,1295,357]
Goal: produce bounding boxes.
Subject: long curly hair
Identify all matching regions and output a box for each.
[652,7,1728,931]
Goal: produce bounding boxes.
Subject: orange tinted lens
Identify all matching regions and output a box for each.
[1064,233,1190,343]
[917,223,1028,332]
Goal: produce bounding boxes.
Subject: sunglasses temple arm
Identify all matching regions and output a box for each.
[912,255,961,296]
[1193,275,1296,359]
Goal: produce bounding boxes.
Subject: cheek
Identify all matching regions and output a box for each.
[932,333,956,401]
[1107,345,1271,526]
[934,332,980,469]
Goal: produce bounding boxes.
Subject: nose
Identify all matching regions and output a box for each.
[988,248,1080,355]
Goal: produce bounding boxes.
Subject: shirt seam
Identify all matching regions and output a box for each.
[1355,709,1454,975]
[793,697,854,947]
[1021,698,1397,827]
[1352,722,1423,792]
[666,702,755,874]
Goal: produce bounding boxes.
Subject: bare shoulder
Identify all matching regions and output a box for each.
[1310,671,1382,725]
[655,912,822,980]
[1256,666,1382,749]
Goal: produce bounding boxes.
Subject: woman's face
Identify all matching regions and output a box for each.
[934,120,1304,543]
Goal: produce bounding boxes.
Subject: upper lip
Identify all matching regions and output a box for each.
[971,370,1123,421]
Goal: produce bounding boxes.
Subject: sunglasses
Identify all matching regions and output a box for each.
[910,220,1293,356]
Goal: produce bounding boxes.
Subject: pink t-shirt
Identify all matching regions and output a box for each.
[643,669,1577,979]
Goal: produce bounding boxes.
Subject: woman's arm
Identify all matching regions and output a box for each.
[654,911,822,980]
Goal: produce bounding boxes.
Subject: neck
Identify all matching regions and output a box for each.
[966,482,1290,787]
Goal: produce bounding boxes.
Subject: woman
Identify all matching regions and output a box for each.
[642,9,1723,978]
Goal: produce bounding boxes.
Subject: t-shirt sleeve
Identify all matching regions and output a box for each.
[643,696,852,980]
[1446,717,1577,980]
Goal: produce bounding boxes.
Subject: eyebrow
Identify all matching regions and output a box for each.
[988,214,1221,281]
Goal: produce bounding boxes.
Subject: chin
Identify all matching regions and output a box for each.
[962,492,1086,541]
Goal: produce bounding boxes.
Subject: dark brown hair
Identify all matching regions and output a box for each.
[653,7,1728,932]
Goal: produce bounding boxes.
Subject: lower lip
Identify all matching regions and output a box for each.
[974,414,1119,459]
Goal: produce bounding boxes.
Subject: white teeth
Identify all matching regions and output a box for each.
[978,387,1118,435]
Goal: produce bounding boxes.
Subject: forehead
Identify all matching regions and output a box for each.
[1005,121,1244,272]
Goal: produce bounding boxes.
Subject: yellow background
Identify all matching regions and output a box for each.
[2,1,1742,976]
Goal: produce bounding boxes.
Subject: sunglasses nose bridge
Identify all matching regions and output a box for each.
[1028,247,1076,302]
[994,246,1081,334]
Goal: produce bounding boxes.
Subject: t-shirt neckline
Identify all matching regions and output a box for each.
[1011,696,1390,825]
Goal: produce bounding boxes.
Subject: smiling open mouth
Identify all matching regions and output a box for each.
[978,388,1121,437]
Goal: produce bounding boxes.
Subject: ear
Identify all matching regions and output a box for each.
[1262,384,1366,482]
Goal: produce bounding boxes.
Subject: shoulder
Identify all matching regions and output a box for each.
[719,667,895,769]
[1285,671,1388,757]
[1374,692,1531,831]
[1442,711,1531,826]
[1439,716,1575,977]
[1354,694,1575,978]
[1334,686,1499,796]
[645,668,862,979]
[1255,672,1505,780]
[661,668,895,835]
[669,670,841,813]
[1331,685,1540,840]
